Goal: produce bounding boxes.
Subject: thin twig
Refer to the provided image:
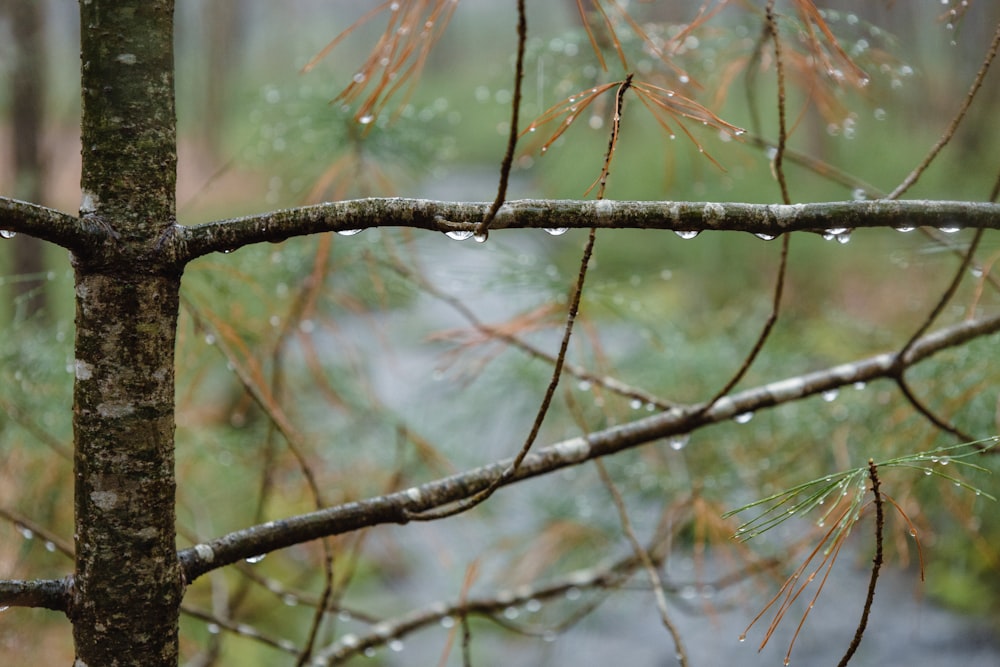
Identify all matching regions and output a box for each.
[596,461,689,667]
[697,0,792,414]
[837,459,884,667]
[405,227,598,519]
[897,228,982,361]
[476,0,527,239]
[767,0,792,207]
[894,376,975,442]
[888,21,1000,199]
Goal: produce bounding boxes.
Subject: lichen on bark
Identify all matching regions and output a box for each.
[72,2,184,665]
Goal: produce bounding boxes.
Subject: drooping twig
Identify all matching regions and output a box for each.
[836,459,884,667]
[476,0,526,239]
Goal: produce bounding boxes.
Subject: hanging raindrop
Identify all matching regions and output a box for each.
[0,229,16,239]
[733,412,754,424]
[445,230,475,241]
[336,229,364,236]
[544,227,569,236]
[668,434,690,451]
[675,230,700,239]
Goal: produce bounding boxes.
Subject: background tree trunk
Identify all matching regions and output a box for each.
[72,2,182,665]
[4,0,50,320]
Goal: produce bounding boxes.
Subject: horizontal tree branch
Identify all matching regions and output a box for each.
[0,197,86,251]
[0,578,70,612]
[178,311,1000,582]
[177,199,1000,262]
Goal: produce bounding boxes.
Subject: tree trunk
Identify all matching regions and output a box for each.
[5,0,49,319]
[72,2,182,666]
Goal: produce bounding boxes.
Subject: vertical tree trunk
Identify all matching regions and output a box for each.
[73,2,182,666]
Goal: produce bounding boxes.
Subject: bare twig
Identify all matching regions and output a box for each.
[836,459,884,667]
[179,311,1000,581]
[476,0,526,239]
[596,461,689,667]
[888,21,1000,199]
[405,227,598,519]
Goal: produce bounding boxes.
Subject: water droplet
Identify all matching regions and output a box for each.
[204,334,216,346]
[207,623,221,635]
[0,229,15,239]
[836,230,852,244]
[853,381,867,390]
[504,606,519,619]
[821,389,839,402]
[336,228,364,236]
[45,541,56,552]
[668,434,690,451]
[565,586,582,600]
[939,226,961,233]
[352,72,366,84]
[440,616,455,628]
[734,412,754,424]
[16,524,34,540]
[221,248,235,254]
[577,380,592,391]
[245,554,266,564]
[738,634,747,642]
[938,456,950,465]
[283,594,299,606]
[445,230,474,241]
[389,639,404,652]
[358,114,374,125]
[474,231,488,243]
[525,598,542,613]
[675,230,700,239]
[754,233,776,241]
[544,227,569,236]
[894,226,914,233]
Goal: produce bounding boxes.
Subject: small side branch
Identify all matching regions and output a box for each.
[0,197,86,251]
[177,199,1000,262]
[837,460,884,667]
[0,578,71,613]
[178,311,1000,582]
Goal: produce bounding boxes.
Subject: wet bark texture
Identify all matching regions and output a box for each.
[73,2,182,666]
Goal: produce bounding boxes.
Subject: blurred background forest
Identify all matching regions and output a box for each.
[1,1,999,665]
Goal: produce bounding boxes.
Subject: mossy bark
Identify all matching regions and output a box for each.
[72,2,182,665]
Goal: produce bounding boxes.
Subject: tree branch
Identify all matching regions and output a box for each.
[0,196,86,251]
[0,578,70,612]
[178,311,1000,582]
[177,199,1000,262]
